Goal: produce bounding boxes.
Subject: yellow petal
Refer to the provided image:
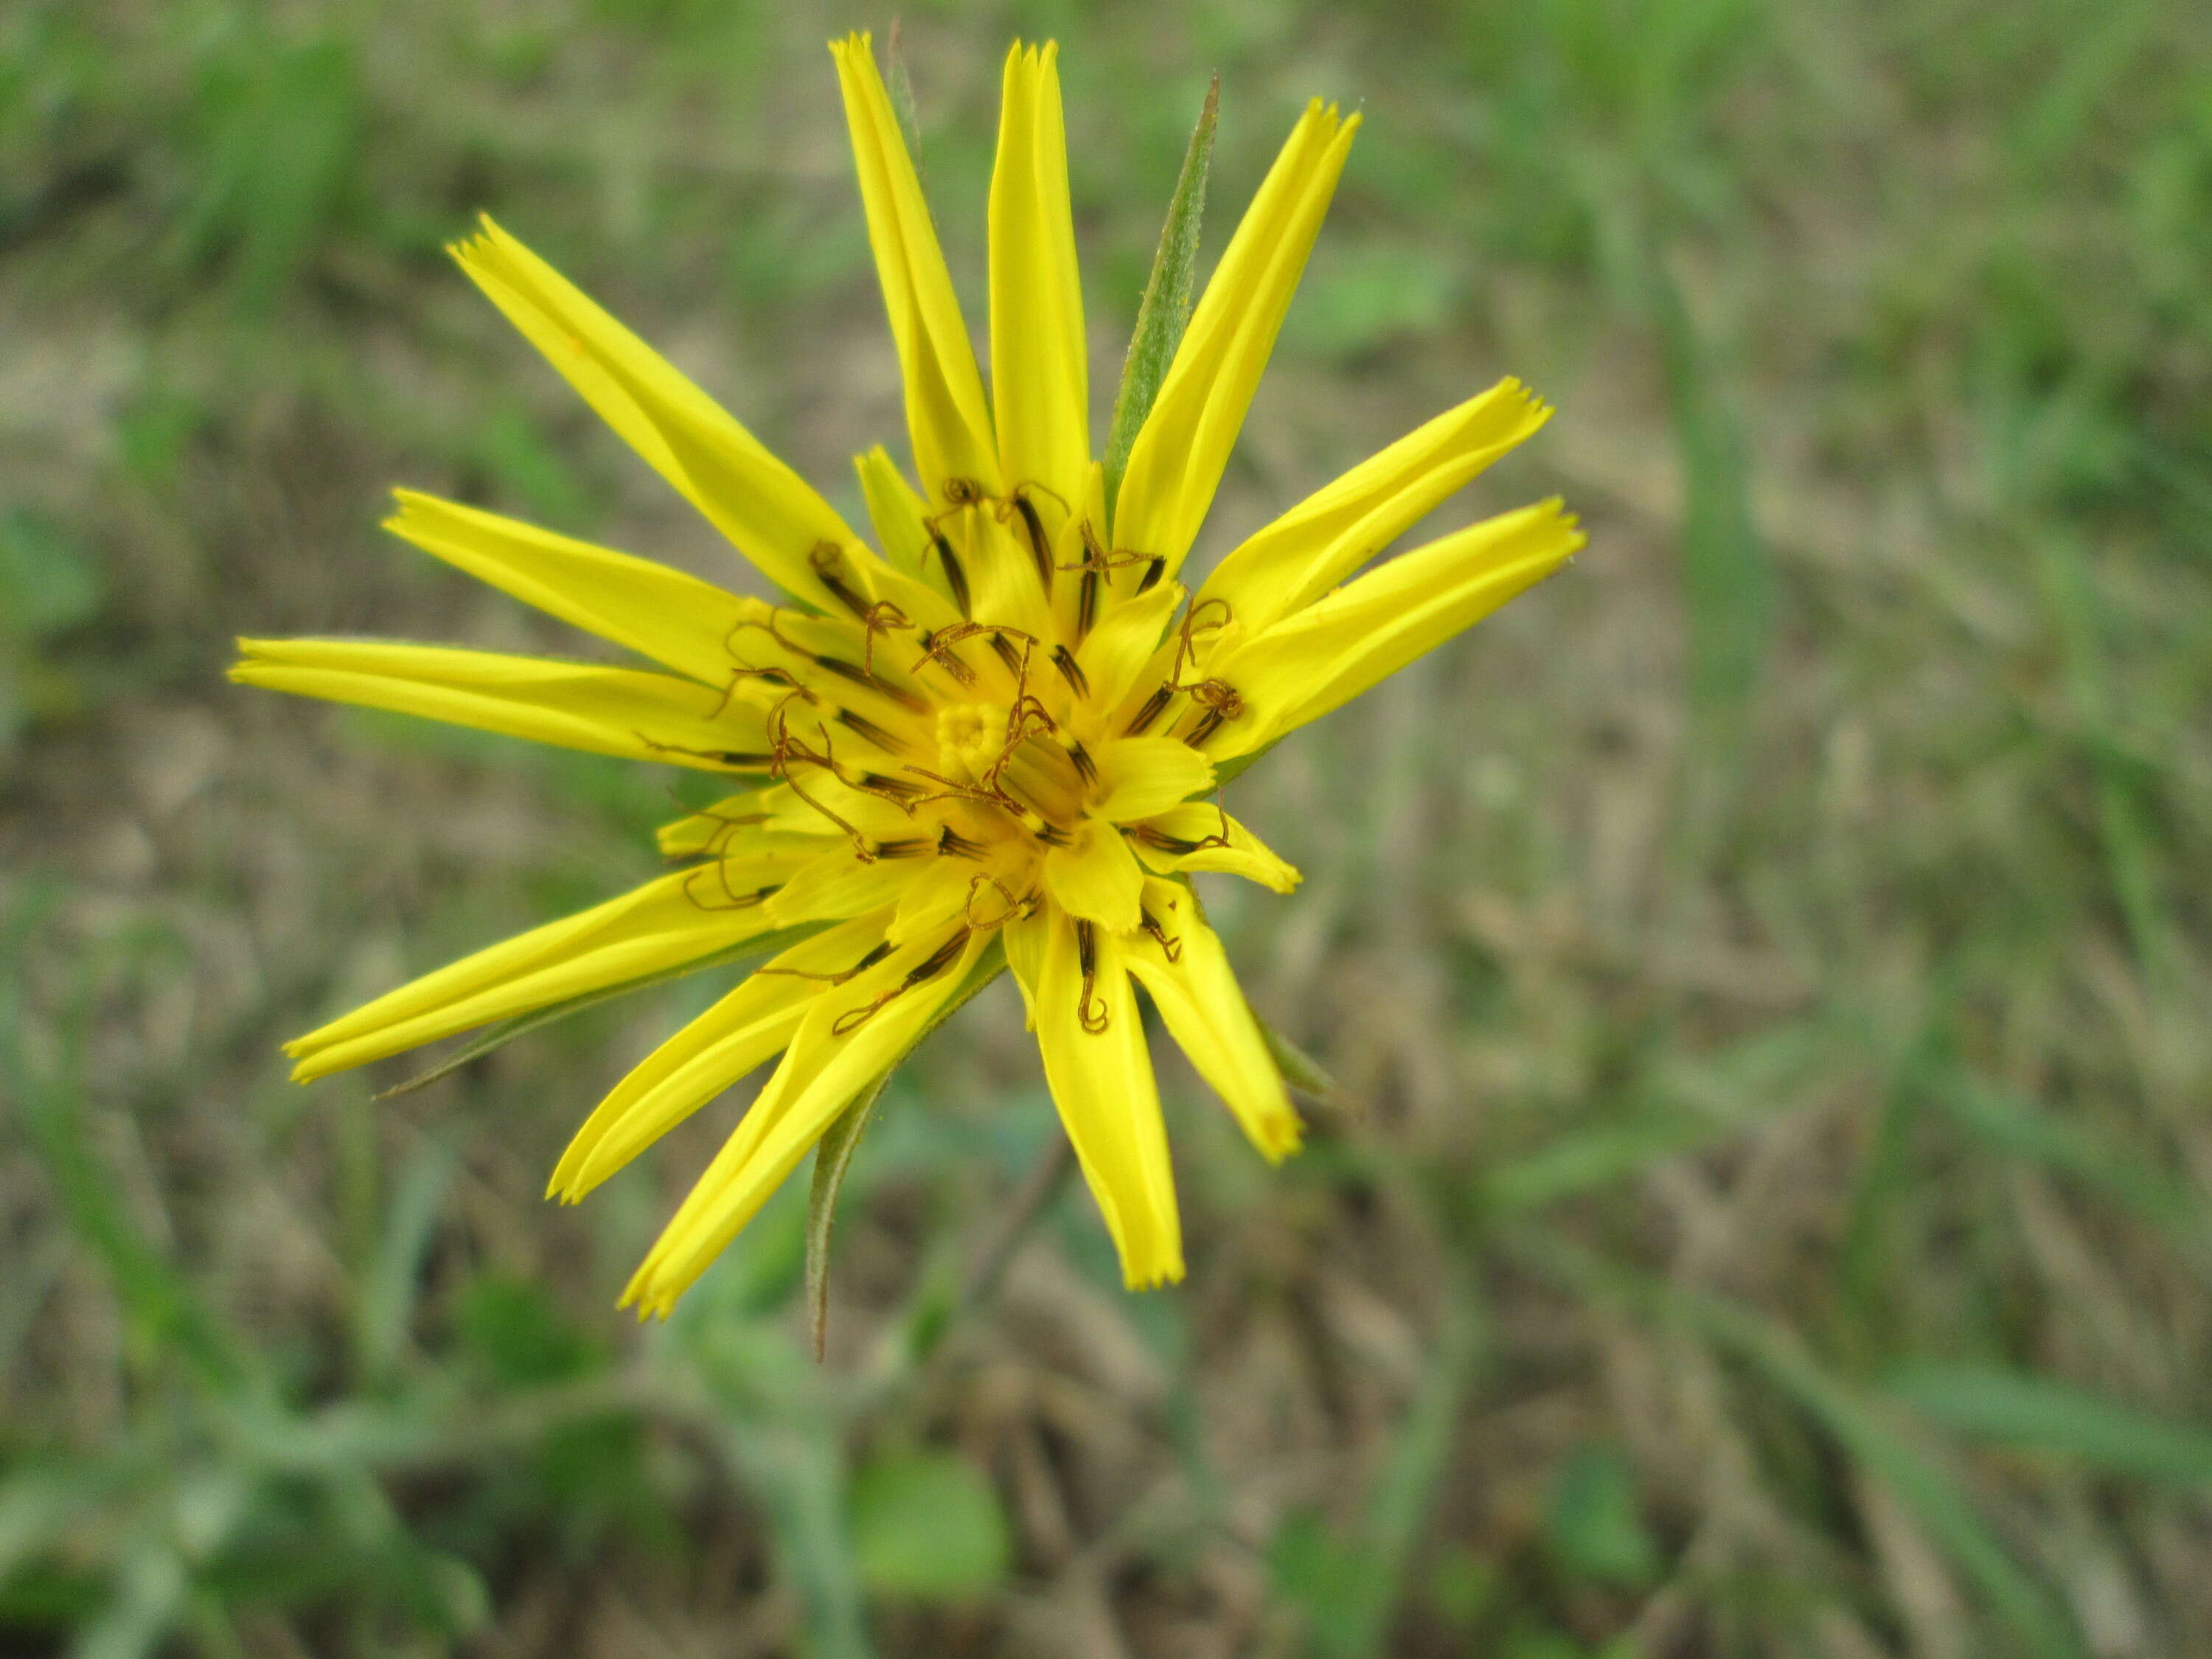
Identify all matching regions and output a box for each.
[1124,880,1300,1162]
[831,34,1000,502]
[1040,819,1145,932]
[989,41,1088,516]
[286,866,799,1081]
[1112,101,1359,576]
[384,490,757,687]
[1204,498,1582,759]
[767,844,928,928]
[1071,570,1183,728]
[855,445,934,578]
[1091,737,1214,822]
[622,922,992,1314]
[230,639,775,773]
[451,217,872,615]
[1194,379,1551,637]
[1129,804,1301,894]
[1006,905,1183,1289]
[887,858,979,945]
[549,912,893,1201]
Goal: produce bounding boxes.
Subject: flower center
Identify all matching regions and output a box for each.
[934,700,1012,783]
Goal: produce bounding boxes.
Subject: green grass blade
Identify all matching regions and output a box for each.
[1516,1237,2086,1659]
[804,946,1007,1360]
[1888,1366,2212,1488]
[1650,254,1770,733]
[1103,73,1219,530]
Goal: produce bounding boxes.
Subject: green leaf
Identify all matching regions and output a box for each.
[1887,1365,2212,1487]
[1545,1444,1660,1585]
[849,1450,1009,1601]
[372,923,825,1099]
[1103,73,1219,530]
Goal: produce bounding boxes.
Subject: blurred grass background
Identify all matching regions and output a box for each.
[4,0,2211,1654]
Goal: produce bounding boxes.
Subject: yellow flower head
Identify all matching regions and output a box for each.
[232,37,1582,1316]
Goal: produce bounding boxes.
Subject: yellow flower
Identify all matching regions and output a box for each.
[232,37,1582,1315]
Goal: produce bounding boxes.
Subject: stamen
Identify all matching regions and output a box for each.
[1181,678,1245,748]
[1135,556,1166,594]
[1138,907,1183,962]
[987,631,1025,678]
[936,825,990,860]
[930,531,973,616]
[1077,568,1099,642]
[633,732,778,772]
[809,650,929,714]
[807,540,874,619]
[865,835,936,860]
[1050,644,1090,700]
[1074,919,1110,1034]
[831,931,970,1036]
[1130,821,1232,856]
[759,939,895,986]
[1009,490,1054,589]
[964,872,1029,928]
[912,628,980,688]
[835,707,909,755]
[681,869,778,913]
[1065,737,1099,788]
[1121,684,1174,737]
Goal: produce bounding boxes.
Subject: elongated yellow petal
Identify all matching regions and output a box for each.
[855,445,934,577]
[1071,572,1183,731]
[385,490,759,686]
[1113,100,1359,575]
[768,844,930,928]
[1006,905,1182,1288]
[1125,880,1299,1161]
[286,865,801,1081]
[1092,737,1214,822]
[832,34,1000,503]
[1204,499,1582,759]
[1195,379,1551,637]
[622,922,992,1314]
[1130,804,1301,893]
[990,41,1088,516]
[550,912,892,1202]
[451,217,870,614]
[1041,820,1145,932]
[229,639,776,774]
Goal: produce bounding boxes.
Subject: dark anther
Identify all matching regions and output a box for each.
[807,540,874,619]
[809,650,928,714]
[681,869,778,913]
[1077,568,1099,642]
[1009,492,1054,588]
[761,938,894,986]
[930,531,973,616]
[856,771,928,801]
[937,825,989,860]
[913,628,980,688]
[866,835,936,860]
[830,930,970,1036]
[1065,737,1098,787]
[1050,644,1090,699]
[987,632,1025,678]
[634,731,777,772]
[1130,822,1231,857]
[835,708,907,754]
[1135,556,1166,594]
[1139,907,1183,963]
[1121,684,1174,737]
